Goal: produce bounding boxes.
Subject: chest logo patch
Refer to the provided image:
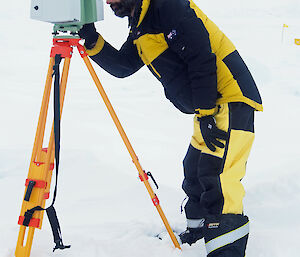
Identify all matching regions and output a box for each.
[167,29,177,40]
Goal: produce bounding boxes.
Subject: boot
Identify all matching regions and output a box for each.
[203,214,249,257]
[179,218,205,245]
[179,226,204,245]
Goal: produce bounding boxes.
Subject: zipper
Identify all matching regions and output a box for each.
[134,40,162,79]
[149,63,161,78]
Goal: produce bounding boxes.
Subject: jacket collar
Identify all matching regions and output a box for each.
[137,0,150,27]
[130,0,150,28]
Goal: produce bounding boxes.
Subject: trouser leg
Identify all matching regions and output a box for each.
[204,214,249,257]
[180,144,206,245]
[182,144,207,227]
[189,102,255,256]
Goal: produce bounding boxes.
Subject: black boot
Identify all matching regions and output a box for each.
[204,214,249,257]
[179,226,204,245]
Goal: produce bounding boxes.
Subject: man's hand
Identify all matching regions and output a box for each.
[198,115,228,152]
[78,23,99,49]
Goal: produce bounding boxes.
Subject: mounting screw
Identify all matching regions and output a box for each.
[34,5,39,10]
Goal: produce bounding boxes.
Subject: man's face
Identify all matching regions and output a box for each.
[106,0,135,18]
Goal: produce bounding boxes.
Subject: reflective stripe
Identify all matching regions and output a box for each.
[187,218,205,228]
[205,222,249,254]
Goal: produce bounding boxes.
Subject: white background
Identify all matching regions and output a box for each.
[0,0,300,256]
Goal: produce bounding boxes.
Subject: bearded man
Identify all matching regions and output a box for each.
[79,0,263,256]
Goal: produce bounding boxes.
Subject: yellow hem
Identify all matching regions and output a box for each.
[216,97,263,112]
[195,107,218,118]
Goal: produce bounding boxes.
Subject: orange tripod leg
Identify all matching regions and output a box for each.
[15,56,71,257]
[30,58,55,163]
[15,57,54,257]
[79,48,181,250]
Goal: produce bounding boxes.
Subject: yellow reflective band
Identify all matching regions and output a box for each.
[85,34,105,57]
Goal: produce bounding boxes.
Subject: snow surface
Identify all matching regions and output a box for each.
[1,0,300,256]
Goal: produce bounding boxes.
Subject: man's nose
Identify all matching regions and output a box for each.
[106,0,112,4]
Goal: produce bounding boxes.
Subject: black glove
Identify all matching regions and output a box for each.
[198,115,229,152]
[78,23,99,49]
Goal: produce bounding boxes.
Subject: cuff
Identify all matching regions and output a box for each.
[85,34,105,57]
[187,218,205,228]
[195,107,218,118]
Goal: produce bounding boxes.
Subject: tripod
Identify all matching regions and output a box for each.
[15,35,181,257]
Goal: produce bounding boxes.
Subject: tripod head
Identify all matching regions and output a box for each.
[30,0,104,34]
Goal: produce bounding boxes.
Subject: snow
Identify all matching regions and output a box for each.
[1,0,300,256]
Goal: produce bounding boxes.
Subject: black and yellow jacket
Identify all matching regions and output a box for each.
[86,0,263,116]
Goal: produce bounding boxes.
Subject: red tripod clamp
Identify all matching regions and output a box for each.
[50,38,88,58]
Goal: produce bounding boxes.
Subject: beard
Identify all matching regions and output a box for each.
[110,0,136,18]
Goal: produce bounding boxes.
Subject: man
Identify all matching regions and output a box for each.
[79,0,263,256]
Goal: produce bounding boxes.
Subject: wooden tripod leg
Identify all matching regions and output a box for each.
[15,57,54,257]
[81,55,181,250]
[15,57,71,257]
[30,58,55,163]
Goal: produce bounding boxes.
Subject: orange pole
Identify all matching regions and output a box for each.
[30,58,55,163]
[15,56,72,257]
[80,52,181,250]
[15,227,35,257]
[16,57,55,257]
[15,57,54,257]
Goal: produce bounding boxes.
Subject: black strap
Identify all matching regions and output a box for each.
[180,196,188,214]
[23,206,44,226]
[52,54,61,208]
[49,54,70,251]
[46,205,71,252]
[24,180,36,202]
[146,172,159,189]
[22,54,70,252]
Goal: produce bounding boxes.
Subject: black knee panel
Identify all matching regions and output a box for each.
[182,144,203,202]
[204,214,249,257]
[197,153,224,214]
[183,145,201,178]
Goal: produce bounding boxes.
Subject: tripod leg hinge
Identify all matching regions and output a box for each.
[44,192,50,199]
[24,180,36,201]
[25,179,47,189]
[152,195,160,206]
[18,216,40,228]
[33,161,54,171]
[42,147,49,153]
[24,179,47,202]
[51,45,73,58]
[139,171,149,182]
[77,44,88,58]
